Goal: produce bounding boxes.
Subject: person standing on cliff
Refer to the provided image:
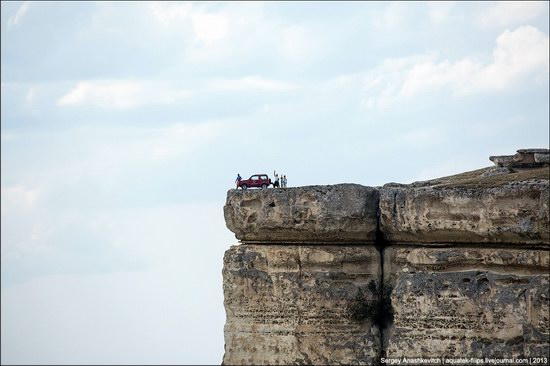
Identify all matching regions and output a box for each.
[283,175,287,188]
[273,170,280,188]
[235,173,242,188]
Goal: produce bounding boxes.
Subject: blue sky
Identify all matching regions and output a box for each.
[1,1,549,364]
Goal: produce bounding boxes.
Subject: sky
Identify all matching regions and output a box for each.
[1,1,549,364]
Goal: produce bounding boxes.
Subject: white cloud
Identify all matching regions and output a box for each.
[1,186,39,213]
[477,1,547,29]
[56,75,297,110]
[207,76,298,92]
[191,12,229,43]
[476,25,550,91]
[427,2,457,25]
[362,26,549,109]
[151,2,229,43]
[150,2,192,26]
[400,58,480,97]
[398,127,448,148]
[57,80,190,109]
[374,2,409,32]
[362,55,433,109]
[7,1,31,29]
[151,2,270,66]
[279,25,323,64]
[145,121,227,161]
[25,86,37,104]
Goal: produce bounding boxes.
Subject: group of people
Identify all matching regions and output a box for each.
[273,170,287,188]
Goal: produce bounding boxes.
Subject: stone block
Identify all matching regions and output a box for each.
[383,247,550,359]
[489,155,516,167]
[224,184,379,243]
[535,153,550,164]
[379,180,549,245]
[223,244,381,365]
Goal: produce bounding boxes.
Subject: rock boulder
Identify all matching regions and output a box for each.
[379,169,549,245]
[224,184,379,243]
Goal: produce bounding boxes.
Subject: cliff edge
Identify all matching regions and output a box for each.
[222,150,549,365]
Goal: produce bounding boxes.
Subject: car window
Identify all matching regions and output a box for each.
[251,176,259,181]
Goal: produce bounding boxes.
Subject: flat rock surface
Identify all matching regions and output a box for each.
[223,244,381,365]
[379,167,549,245]
[383,247,550,359]
[224,184,379,243]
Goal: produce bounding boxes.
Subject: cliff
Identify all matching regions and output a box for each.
[222,150,549,365]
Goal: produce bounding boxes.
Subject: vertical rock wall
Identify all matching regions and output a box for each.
[384,247,549,358]
[222,185,381,365]
[379,168,549,360]
[222,166,549,365]
[223,245,381,365]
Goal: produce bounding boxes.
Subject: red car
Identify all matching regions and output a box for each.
[237,174,272,190]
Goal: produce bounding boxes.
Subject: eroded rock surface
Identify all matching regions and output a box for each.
[224,184,379,243]
[223,245,381,365]
[379,167,549,245]
[222,159,550,364]
[490,148,549,168]
[384,247,550,358]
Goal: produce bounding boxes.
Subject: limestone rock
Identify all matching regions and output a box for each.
[223,244,381,365]
[517,148,549,154]
[384,247,550,358]
[379,174,549,245]
[489,155,517,167]
[224,184,379,243]
[535,153,550,164]
[222,160,550,364]
[490,149,549,168]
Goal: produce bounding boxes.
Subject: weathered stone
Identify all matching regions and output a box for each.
[379,175,549,245]
[384,247,550,358]
[535,153,550,164]
[223,244,381,365]
[514,151,538,166]
[490,149,549,168]
[224,184,379,243]
[489,155,516,167]
[517,148,549,154]
[222,160,550,364]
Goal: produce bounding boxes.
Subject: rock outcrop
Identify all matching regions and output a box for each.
[489,148,549,168]
[222,154,549,365]
[224,184,379,243]
[379,172,549,245]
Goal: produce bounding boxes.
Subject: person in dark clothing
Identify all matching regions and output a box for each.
[273,170,280,188]
[235,174,242,187]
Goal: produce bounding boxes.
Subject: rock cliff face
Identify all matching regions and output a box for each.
[380,168,549,245]
[223,245,381,365]
[384,247,549,358]
[222,158,549,365]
